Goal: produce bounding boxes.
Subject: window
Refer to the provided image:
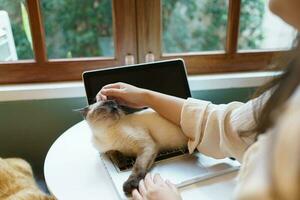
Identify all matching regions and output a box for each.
[0,0,296,84]
[162,0,228,53]
[40,0,115,58]
[0,0,34,61]
[238,0,296,51]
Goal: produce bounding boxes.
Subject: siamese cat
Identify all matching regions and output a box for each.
[77,100,187,195]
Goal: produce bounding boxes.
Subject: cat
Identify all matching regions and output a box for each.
[0,157,55,200]
[77,100,187,196]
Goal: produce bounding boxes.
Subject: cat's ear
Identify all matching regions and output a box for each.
[73,106,90,118]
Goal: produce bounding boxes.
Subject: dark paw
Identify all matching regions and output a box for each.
[123,176,142,196]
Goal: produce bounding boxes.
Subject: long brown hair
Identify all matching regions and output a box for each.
[252,37,300,137]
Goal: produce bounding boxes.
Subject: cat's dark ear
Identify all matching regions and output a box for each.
[73,106,90,118]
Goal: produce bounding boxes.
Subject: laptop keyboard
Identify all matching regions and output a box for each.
[107,147,189,172]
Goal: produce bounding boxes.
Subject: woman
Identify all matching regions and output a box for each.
[97,0,300,199]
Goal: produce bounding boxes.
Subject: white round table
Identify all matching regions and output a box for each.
[44,121,238,200]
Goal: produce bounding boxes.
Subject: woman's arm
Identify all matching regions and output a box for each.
[97,82,261,161]
[144,90,184,125]
[96,82,184,125]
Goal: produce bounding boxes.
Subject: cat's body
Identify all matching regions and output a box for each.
[79,100,187,195]
[91,108,187,155]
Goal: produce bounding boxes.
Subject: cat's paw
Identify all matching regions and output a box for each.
[123,176,141,196]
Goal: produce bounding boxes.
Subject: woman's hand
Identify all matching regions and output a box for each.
[97,82,185,125]
[132,173,182,200]
[96,82,149,108]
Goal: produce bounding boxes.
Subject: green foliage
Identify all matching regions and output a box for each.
[162,0,226,52]
[239,0,265,49]
[162,0,265,53]
[40,0,113,58]
[1,0,264,59]
[0,0,33,59]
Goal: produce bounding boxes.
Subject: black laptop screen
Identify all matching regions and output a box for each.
[83,59,191,105]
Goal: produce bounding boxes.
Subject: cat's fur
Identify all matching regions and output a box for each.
[79,100,187,195]
[0,157,55,200]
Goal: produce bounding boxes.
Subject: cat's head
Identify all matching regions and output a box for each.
[76,100,125,124]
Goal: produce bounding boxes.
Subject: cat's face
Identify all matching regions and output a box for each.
[78,100,125,123]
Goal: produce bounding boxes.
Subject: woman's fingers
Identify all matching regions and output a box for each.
[96,93,107,101]
[153,173,164,184]
[136,174,181,200]
[139,179,147,197]
[132,189,143,200]
[96,83,123,102]
[144,173,155,190]
[103,83,121,89]
[101,88,125,98]
[102,82,122,89]
[166,179,178,192]
[96,82,146,108]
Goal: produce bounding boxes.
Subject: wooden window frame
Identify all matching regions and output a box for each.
[0,0,289,84]
[0,0,137,84]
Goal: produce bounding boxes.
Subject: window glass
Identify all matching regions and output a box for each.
[238,0,297,51]
[40,0,114,59]
[0,0,34,61]
[162,0,229,53]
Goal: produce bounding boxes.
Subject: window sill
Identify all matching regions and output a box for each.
[0,71,280,102]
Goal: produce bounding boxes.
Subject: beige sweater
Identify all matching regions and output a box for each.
[180,87,300,200]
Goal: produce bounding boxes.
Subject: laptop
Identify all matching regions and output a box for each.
[82,59,240,199]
